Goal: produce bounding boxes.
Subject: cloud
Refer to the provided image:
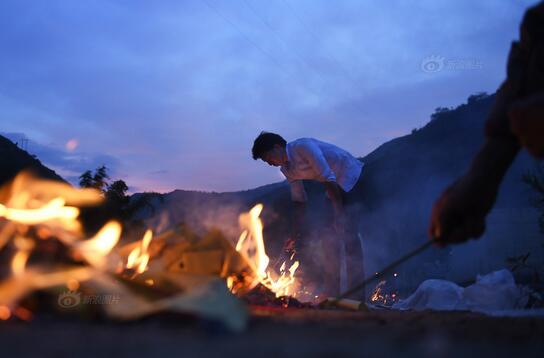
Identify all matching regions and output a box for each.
[0,0,540,192]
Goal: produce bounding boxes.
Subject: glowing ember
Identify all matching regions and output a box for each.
[233,204,300,298]
[370,280,386,302]
[370,280,398,306]
[0,305,11,320]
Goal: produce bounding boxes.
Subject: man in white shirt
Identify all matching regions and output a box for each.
[252,132,366,299]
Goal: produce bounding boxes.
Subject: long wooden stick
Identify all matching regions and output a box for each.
[329,239,436,305]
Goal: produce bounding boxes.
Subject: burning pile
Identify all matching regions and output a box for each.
[228,204,300,298]
[0,172,308,330]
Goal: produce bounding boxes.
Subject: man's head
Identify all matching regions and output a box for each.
[252,132,288,167]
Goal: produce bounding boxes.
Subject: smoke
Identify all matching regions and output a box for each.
[136,190,250,245]
[132,148,543,297]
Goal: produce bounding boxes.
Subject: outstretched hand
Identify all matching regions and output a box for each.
[429,174,498,246]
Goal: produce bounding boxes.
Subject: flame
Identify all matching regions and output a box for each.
[234,204,300,298]
[0,172,102,240]
[0,198,79,225]
[126,229,153,274]
[237,204,269,278]
[75,221,121,269]
[66,279,80,291]
[11,237,35,277]
[226,276,234,290]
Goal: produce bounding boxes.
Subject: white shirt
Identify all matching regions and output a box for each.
[280,138,364,202]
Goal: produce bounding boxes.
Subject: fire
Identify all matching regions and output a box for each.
[74,221,122,269]
[11,237,34,277]
[0,172,302,325]
[125,229,153,274]
[0,173,120,314]
[0,198,79,225]
[234,204,300,298]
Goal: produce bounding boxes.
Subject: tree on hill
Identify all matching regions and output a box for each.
[78,166,163,222]
[106,179,129,205]
[79,165,110,192]
[93,165,110,192]
[467,91,489,105]
[79,170,94,188]
[430,107,452,121]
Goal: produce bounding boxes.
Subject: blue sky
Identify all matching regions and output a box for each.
[0,0,539,192]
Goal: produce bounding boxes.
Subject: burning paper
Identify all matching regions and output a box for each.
[231,204,300,298]
[0,172,248,331]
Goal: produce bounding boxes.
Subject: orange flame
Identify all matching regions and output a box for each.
[0,198,79,225]
[126,229,153,274]
[234,204,300,298]
[75,221,121,269]
[11,237,35,277]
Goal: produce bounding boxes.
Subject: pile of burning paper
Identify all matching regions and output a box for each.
[0,172,303,331]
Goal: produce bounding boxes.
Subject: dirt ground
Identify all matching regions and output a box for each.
[1,308,543,358]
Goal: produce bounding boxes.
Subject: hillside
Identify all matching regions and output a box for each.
[0,135,65,186]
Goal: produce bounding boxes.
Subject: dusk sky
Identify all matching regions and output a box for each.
[1,0,539,193]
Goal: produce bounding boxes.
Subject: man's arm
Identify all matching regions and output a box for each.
[324,181,346,233]
[325,181,343,213]
[283,180,307,254]
[292,200,306,238]
[296,141,347,233]
[296,140,337,183]
[429,136,519,244]
[509,93,544,159]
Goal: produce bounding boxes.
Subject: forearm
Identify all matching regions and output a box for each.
[292,201,306,237]
[324,182,344,215]
[466,137,520,190]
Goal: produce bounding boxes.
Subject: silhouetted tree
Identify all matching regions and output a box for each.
[467,92,489,105]
[79,170,94,188]
[430,107,452,121]
[124,192,164,218]
[77,166,165,222]
[92,165,110,192]
[106,180,129,203]
[79,166,110,192]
